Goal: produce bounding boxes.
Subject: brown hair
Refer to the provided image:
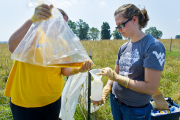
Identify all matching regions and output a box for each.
[114,4,149,29]
[58,8,69,20]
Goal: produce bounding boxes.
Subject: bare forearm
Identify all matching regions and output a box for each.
[61,60,92,76]
[127,79,157,95]
[114,67,161,95]
[106,80,114,87]
[8,19,32,53]
[127,68,162,95]
[61,68,76,76]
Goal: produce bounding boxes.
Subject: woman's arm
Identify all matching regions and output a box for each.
[61,68,74,76]
[101,67,162,95]
[128,67,161,95]
[8,19,32,53]
[8,4,53,53]
[61,59,92,76]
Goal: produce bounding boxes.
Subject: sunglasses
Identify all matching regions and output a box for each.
[115,17,133,30]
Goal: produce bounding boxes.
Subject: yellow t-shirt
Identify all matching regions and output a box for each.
[4,60,63,107]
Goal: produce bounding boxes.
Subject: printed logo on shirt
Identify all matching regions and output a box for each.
[152,51,165,66]
[119,49,140,76]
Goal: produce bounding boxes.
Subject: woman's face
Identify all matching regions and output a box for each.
[115,13,134,38]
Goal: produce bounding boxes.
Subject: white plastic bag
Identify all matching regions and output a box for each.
[60,73,88,120]
[11,0,92,68]
[60,69,104,120]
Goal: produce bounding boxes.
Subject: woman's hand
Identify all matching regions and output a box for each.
[31,4,54,23]
[71,59,92,74]
[97,67,117,81]
[98,67,130,88]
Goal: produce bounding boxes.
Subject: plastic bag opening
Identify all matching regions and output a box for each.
[11,0,93,68]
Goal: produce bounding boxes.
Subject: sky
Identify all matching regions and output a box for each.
[0,0,180,42]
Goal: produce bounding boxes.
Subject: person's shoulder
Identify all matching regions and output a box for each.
[145,35,164,47]
[143,35,165,53]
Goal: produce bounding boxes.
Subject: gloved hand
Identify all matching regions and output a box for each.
[152,90,169,110]
[71,59,92,74]
[31,4,54,23]
[91,84,112,106]
[97,67,130,88]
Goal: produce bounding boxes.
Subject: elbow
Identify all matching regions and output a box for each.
[8,37,17,53]
[147,89,157,95]
[8,47,14,53]
[61,68,70,76]
[8,40,14,53]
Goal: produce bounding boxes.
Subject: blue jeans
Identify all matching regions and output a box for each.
[10,97,61,120]
[110,93,152,120]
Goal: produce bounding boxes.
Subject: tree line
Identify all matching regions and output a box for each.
[68,19,167,40]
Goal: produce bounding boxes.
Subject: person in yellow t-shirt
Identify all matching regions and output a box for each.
[5,4,92,120]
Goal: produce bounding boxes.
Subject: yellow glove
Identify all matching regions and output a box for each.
[102,85,112,103]
[152,90,169,110]
[91,85,112,106]
[71,59,92,74]
[98,67,130,88]
[31,4,54,23]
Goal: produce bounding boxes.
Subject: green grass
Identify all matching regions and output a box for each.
[0,39,180,120]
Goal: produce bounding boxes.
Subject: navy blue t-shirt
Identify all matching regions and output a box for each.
[112,35,166,107]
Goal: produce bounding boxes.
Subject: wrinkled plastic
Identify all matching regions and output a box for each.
[60,73,88,120]
[60,69,104,120]
[11,0,92,68]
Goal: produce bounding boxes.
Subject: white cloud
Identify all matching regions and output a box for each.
[98,1,106,6]
[178,19,180,22]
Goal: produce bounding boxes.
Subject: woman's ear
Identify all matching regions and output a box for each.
[132,16,138,25]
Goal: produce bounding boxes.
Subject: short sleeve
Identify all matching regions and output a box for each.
[143,41,166,71]
[116,48,121,65]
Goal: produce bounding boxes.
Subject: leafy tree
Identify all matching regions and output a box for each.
[68,20,78,35]
[101,22,111,40]
[112,29,122,40]
[145,27,163,39]
[175,35,180,39]
[76,19,90,40]
[89,27,100,40]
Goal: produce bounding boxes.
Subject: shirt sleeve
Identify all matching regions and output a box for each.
[143,41,166,71]
[116,47,121,65]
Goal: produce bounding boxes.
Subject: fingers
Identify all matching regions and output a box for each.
[96,67,111,76]
[84,59,92,69]
[32,4,53,22]
[37,4,52,19]
[96,73,106,76]
[79,59,92,72]
[86,59,92,70]
[40,4,51,10]
[81,62,86,71]
[91,99,104,106]
[39,7,51,17]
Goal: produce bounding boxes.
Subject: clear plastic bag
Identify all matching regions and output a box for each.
[11,0,92,68]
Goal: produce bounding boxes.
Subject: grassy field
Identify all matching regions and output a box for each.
[0,39,180,120]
